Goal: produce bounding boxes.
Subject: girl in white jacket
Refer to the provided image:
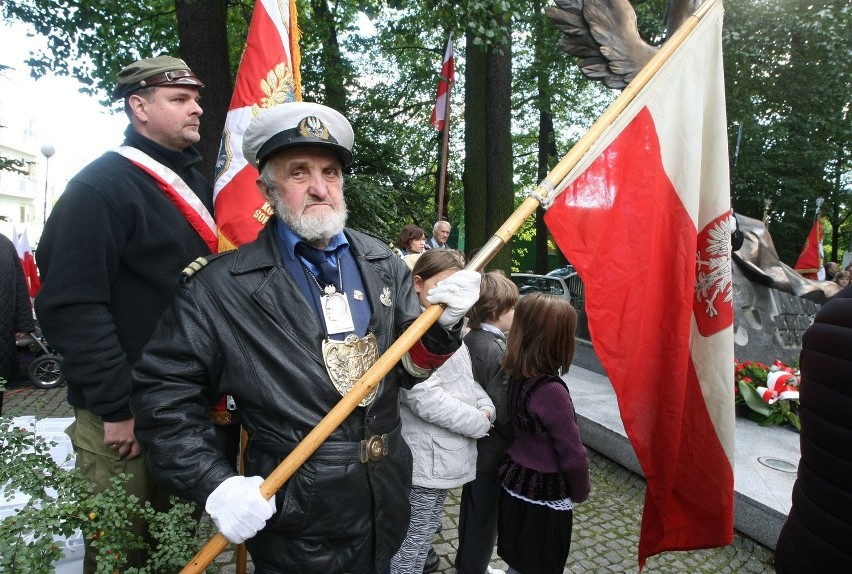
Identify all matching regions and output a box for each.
[391,249,496,574]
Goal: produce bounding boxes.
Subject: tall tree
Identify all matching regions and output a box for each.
[483,21,514,273]
[3,0,241,180]
[724,0,851,263]
[463,37,490,257]
[175,0,231,178]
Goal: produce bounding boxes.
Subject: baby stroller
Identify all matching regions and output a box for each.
[16,328,65,389]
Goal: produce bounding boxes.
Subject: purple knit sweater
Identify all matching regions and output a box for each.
[498,375,591,503]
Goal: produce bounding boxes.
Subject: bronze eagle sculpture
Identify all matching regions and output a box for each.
[544,0,705,89]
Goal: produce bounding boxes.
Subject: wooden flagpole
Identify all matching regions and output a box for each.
[235,428,249,574]
[181,1,721,571]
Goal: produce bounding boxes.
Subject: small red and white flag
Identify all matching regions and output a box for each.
[213,0,301,250]
[544,0,734,566]
[793,215,825,280]
[16,228,41,297]
[430,34,455,131]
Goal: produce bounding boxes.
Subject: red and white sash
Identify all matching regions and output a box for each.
[114,146,218,253]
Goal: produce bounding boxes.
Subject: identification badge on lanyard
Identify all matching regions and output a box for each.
[322,285,356,335]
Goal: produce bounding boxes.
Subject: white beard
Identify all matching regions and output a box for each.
[275,195,348,244]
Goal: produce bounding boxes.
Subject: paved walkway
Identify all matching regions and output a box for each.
[3,382,778,573]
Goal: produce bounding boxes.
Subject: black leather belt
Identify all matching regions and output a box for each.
[263,430,395,464]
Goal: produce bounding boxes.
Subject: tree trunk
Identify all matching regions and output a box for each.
[485,37,514,275]
[534,1,558,274]
[175,0,232,182]
[463,34,488,259]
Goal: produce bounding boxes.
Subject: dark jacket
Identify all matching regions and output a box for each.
[1,234,35,387]
[464,327,513,472]
[130,223,461,573]
[35,126,213,421]
[775,284,852,573]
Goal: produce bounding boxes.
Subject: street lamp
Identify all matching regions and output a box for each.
[40,143,55,224]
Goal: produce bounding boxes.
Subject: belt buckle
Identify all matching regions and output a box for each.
[360,434,388,463]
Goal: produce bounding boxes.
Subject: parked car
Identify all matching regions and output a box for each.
[546,265,575,279]
[511,271,585,314]
[510,273,572,302]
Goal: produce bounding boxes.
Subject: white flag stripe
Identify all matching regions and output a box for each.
[690,319,736,465]
[213,106,253,198]
[260,0,294,63]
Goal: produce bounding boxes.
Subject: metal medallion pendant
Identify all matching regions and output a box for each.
[321,285,355,335]
[322,333,380,406]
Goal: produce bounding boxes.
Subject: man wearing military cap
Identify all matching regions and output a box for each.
[131,101,482,573]
[35,55,215,572]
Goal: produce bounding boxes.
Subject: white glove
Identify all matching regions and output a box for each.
[205,475,276,544]
[426,269,481,328]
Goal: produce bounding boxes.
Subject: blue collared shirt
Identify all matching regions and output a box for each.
[275,219,350,276]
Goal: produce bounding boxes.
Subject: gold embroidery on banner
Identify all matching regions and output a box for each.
[214,126,233,181]
[251,62,295,117]
[322,333,380,407]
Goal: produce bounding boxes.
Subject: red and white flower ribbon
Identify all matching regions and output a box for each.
[756,371,799,404]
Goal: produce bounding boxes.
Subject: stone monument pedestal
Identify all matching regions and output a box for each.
[568,341,798,550]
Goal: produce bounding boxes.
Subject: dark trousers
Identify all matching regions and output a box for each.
[455,470,501,573]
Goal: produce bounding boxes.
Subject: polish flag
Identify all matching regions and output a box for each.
[16,228,41,297]
[544,0,734,566]
[793,216,825,280]
[430,34,455,131]
[213,0,301,250]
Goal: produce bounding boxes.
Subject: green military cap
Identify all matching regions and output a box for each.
[113,55,205,99]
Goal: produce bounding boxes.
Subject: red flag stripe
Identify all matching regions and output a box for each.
[214,0,300,249]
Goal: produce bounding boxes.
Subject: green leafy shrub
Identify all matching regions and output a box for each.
[0,415,202,573]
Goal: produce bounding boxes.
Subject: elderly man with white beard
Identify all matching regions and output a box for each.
[130,102,481,574]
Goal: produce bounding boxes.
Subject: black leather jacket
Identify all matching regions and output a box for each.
[131,223,461,573]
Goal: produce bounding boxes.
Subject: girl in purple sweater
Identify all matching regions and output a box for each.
[497,292,591,574]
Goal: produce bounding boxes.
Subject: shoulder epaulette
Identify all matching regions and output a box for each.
[181,252,230,280]
[182,256,210,279]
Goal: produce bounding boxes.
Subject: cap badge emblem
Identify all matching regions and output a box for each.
[299,116,330,141]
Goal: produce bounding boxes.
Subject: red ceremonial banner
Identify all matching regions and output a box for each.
[793,217,824,280]
[213,0,301,250]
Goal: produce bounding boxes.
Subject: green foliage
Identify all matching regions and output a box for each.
[0,157,30,175]
[0,417,200,574]
[6,0,848,266]
[3,0,178,98]
[724,0,851,263]
[734,360,801,432]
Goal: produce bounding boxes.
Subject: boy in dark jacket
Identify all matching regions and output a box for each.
[455,271,519,573]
